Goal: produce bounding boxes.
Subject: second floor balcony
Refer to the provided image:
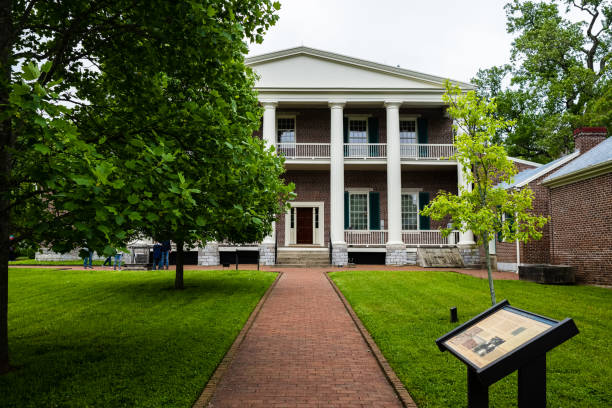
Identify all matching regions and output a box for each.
[277,142,456,161]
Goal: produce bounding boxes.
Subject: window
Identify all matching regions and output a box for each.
[400,119,417,157]
[401,193,418,230]
[349,192,368,230]
[277,118,295,143]
[314,207,319,229]
[347,118,368,157]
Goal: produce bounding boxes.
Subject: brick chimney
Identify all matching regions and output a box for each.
[574,127,607,153]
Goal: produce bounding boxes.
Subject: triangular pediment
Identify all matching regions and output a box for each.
[246,47,472,91]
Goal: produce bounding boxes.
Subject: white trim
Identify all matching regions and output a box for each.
[277,115,296,144]
[401,192,420,231]
[542,159,612,188]
[347,191,370,231]
[246,46,475,89]
[513,151,580,188]
[508,156,543,168]
[284,201,325,247]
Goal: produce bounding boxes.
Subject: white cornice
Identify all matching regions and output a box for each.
[246,46,474,90]
[542,159,612,188]
[508,156,542,168]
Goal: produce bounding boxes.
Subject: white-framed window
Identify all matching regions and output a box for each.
[277,117,296,143]
[348,192,368,230]
[347,118,368,157]
[400,119,417,157]
[401,193,418,230]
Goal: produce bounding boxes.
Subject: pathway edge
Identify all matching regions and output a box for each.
[192,271,284,408]
[325,271,418,408]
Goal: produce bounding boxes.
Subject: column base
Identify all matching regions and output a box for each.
[458,244,482,269]
[332,243,348,266]
[386,243,408,265]
[198,242,219,266]
[259,243,275,266]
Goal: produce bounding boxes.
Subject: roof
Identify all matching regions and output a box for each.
[498,152,580,190]
[246,46,475,90]
[508,156,542,168]
[543,136,612,187]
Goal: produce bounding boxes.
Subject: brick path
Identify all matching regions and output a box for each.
[207,268,405,408]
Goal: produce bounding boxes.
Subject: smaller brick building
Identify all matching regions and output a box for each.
[497,128,611,285]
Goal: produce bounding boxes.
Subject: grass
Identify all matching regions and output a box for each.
[1,267,276,407]
[329,270,612,408]
[9,258,105,266]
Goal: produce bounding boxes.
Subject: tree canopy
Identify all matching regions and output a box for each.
[473,0,611,162]
[1,0,290,373]
[422,83,548,305]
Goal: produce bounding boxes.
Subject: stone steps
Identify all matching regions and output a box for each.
[276,250,330,266]
[417,247,465,268]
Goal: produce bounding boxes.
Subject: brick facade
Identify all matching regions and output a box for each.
[549,172,612,285]
[574,127,608,153]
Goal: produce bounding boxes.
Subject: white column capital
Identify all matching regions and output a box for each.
[384,101,402,109]
[328,101,346,109]
[261,101,278,109]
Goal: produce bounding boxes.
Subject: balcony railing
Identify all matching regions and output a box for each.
[345,230,388,246]
[401,230,460,246]
[400,144,456,160]
[344,230,460,246]
[278,143,330,159]
[343,143,387,159]
[277,143,455,160]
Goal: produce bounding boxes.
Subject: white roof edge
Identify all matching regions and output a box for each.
[246,46,475,90]
[508,156,542,167]
[515,151,580,188]
[542,159,612,187]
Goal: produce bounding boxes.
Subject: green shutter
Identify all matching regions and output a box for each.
[344,191,349,229]
[369,192,380,230]
[417,118,428,157]
[419,191,430,230]
[368,117,379,157]
[343,117,348,143]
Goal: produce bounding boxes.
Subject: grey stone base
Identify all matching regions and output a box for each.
[405,249,418,265]
[458,245,481,268]
[497,262,518,272]
[35,248,105,261]
[198,243,220,266]
[259,243,275,266]
[332,243,348,266]
[386,243,408,265]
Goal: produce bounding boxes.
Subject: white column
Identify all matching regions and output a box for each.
[262,101,277,244]
[385,101,403,245]
[329,101,346,245]
[457,161,476,245]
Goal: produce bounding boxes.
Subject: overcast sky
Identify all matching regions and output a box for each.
[247,0,515,83]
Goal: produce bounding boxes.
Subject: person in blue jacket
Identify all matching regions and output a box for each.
[152,241,162,270]
[161,240,171,270]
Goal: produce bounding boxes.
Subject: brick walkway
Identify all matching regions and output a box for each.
[207,268,405,408]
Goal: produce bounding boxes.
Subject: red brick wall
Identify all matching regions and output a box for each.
[573,127,607,153]
[278,168,459,244]
[549,172,612,285]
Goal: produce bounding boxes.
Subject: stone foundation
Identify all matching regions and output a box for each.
[386,243,407,265]
[259,243,276,266]
[198,242,220,266]
[519,264,575,284]
[332,243,348,266]
[405,248,418,265]
[35,248,105,261]
[458,245,481,268]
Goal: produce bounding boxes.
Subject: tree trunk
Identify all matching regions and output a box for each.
[483,232,496,306]
[0,0,13,375]
[174,240,184,290]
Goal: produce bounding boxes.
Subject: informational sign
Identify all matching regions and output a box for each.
[443,307,555,369]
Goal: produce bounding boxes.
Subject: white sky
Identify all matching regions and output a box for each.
[247,0,515,84]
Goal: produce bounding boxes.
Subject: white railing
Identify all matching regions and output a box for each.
[278,143,330,159]
[343,143,387,159]
[401,230,460,246]
[400,144,456,160]
[344,230,388,246]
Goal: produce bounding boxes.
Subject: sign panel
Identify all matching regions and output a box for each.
[443,307,555,369]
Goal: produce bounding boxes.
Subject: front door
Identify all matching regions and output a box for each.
[296,207,313,244]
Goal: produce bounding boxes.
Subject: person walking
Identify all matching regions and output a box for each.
[161,240,171,270]
[113,250,124,271]
[80,247,93,269]
[103,256,112,267]
[152,241,162,270]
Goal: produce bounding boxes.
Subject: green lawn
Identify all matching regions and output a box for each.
[329,270,612,408]
[1,268,276,407]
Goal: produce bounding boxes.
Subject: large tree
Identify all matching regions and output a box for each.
[1,0,286,373]
[422,83,548,306]
[473,0,611,162]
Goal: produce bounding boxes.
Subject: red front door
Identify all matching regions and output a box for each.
[296,208,313,244]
